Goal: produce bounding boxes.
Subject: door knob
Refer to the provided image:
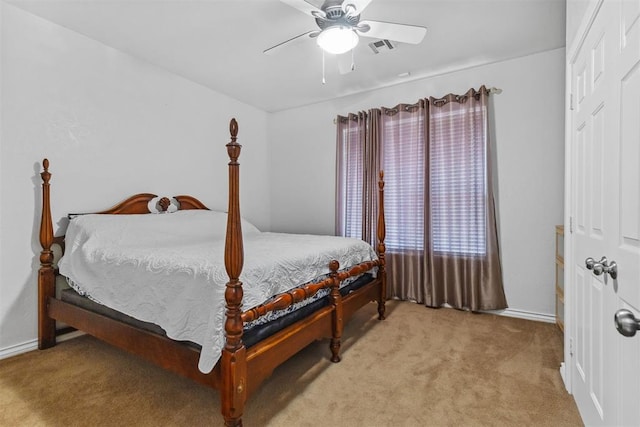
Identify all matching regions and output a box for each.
[605,261,618,279]
[593,262,605,276]
[585,256,617,279]
[614,309,640,337]
[585,256,607,270]
[585,257,595,269]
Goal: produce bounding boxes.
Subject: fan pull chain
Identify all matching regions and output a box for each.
[322,49,326,85]
[351,48,355,71]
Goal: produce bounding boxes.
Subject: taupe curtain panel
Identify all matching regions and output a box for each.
[336,86,507,311]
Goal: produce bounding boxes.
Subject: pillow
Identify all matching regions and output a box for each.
[67,210,261,248]
[147,196,179,213]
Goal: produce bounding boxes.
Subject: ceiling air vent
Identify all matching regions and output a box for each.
[368,39,397,54]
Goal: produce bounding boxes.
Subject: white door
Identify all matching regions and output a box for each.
[569,1,640,425]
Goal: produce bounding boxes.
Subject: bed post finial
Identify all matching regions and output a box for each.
[39,158,56,348]
[226,118,241,166]
[222,118,247,427]
[229,117,238,139]
[377,170,387,320]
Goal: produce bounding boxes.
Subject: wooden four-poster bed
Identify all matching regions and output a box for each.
[37,118,387,426]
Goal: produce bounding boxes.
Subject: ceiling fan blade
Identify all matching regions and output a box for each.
[343,0,373,15]
[280,0,325,18]
[263,30,318,55]
[358,20,427,44]
[337,53,356,74]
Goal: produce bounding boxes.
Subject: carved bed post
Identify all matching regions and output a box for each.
[377,171,387,320]
[221,118,247,427]
[38,159,57,349]
[328,260,343,363]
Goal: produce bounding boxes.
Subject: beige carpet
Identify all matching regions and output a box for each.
[0,301,582,426]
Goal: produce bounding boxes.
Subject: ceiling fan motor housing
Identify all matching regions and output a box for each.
[315,4,361,30]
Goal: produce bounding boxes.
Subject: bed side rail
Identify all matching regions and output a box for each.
[240,259,381,324]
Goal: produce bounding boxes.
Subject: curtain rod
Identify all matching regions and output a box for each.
[332,87,503,124]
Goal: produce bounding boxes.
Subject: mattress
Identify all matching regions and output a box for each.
[58,210,377,373]
[59,272,374,349]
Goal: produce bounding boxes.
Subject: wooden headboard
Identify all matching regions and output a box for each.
[39,159,210,258]
[89,193,209,215]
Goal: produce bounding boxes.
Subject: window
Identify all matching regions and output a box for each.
[430,106,487,255]
[338,125,364,239]
[338,104,488,256]
[335,89,506,311]
[382,115,425,251]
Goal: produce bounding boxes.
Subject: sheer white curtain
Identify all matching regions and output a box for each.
[336,86,507,311]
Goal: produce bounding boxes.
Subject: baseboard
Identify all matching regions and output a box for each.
[559,362,570,392]
[57,330,86,342]
[0,330,85,361]
[409,299,556,323]
[483,308,556,323]
[0,339,37,360]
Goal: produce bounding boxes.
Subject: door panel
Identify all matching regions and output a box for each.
[588,275,604,418]
[569,1,615,425]
[575,122,587,232]
[590,104,605,238]
[618,62,640,308]
[616,2,640,426]
[619,303,640,426]
[569,2,640,426]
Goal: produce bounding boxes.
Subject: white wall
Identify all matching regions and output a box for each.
[0,3,270,355]
[268,48,566,319]
[0,2,566,357]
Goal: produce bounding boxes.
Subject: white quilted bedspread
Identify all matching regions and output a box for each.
[58,210,377,373]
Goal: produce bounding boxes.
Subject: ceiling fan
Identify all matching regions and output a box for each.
[264,0,427,62]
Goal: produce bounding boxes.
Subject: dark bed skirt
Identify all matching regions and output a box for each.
[59,273,374,349]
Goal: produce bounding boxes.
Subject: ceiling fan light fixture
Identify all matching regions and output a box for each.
[317,26,359,54]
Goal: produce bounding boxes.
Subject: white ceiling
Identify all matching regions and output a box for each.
[7,0,566,112]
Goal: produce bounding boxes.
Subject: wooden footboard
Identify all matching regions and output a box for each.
[37,118,386,427]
